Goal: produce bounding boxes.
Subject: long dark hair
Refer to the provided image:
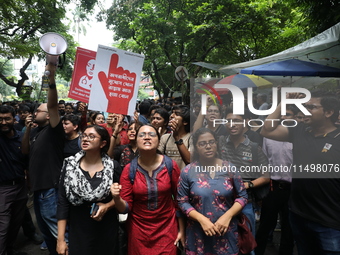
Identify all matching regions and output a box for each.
[172,105,190,133]
[91,112,104,124]
[153,107,170,127]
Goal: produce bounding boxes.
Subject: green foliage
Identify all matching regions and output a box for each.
[0,0,66,59]
[288,0,340,34]
[0,59,14,99]
[138,88,150,101]
[104,0,306,103]
[0,0,97,98]
[56,83,71,99]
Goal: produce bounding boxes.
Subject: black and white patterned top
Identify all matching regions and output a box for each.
[60,151,116,206]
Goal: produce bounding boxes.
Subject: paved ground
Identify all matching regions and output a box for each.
[14,205,46,255]
[14,207,297,255]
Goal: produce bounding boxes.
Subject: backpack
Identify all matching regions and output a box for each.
[129,155,173,184]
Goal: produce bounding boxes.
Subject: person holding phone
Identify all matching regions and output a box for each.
[57,125,122,255]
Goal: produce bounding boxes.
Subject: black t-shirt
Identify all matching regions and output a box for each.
[29,121,65,191]
[14,119,25,132]
[64,136,81,159]
[245,129,263,147]
[0,130,27,181]
[288,123,340,230]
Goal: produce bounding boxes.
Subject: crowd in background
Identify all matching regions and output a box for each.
[1,69,340,255]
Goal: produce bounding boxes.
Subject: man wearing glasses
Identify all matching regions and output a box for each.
[22,63,65,255]
[261,90,340,255]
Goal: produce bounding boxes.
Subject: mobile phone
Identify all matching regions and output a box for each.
[90,203,99,215]
[177,242,184,254]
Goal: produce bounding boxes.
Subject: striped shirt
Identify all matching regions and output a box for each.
[219,135,268,181]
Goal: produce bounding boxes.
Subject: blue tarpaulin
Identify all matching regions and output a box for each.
[241,59,340,77]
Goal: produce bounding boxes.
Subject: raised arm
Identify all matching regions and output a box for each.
[260,102,289,142]
[78,102,88,132]
[170,121,191,165]
[46,63,60,128]
[192,109,205,133]
[22,114,33,155]
[107,114,124,158]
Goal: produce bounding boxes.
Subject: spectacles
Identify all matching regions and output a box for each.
[35,109,48,114]
[81,134,100,141]
[207,109,220,114]
[303,104,323,110]
[197,140,216,148]
[0,117,12,122]
[137,132,157,138]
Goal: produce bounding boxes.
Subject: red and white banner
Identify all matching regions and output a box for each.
[88,45,145,115]
[68,47,97,103]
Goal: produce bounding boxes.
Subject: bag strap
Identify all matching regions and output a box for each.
[164,155,173,179]
[187,135,191,149]
[163,134,172,155]
[129,155,173,185]
[129,157,138,184]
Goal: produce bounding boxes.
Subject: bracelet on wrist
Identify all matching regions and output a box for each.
[112,135,118,139]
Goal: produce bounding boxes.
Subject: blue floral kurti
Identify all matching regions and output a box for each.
[177,161,248,255]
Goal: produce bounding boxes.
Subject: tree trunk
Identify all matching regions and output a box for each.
[16,56,32,98]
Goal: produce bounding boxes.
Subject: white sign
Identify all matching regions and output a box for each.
[88,45,145,115]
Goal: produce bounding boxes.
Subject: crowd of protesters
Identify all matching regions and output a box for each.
[1,64,340,255]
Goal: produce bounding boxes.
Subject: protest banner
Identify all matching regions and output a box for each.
[88,45,145,115]
[68,47,97,103]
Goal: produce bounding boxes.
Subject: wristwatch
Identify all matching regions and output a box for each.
[174,139,183,145]
[248,181,254,188]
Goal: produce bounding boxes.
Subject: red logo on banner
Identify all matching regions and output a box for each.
[98,54,136,114]
[68,48,96,103]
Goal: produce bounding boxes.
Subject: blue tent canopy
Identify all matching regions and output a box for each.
[241,59,340,77]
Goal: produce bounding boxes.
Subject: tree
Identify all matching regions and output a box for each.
[288,0,340,34]
[104,0,304,104]
[0,59,14,100]
[0,0,96,98]
[69,6,91,42]
[138,88,150,101]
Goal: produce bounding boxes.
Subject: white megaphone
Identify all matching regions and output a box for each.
[39,32,68,68]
